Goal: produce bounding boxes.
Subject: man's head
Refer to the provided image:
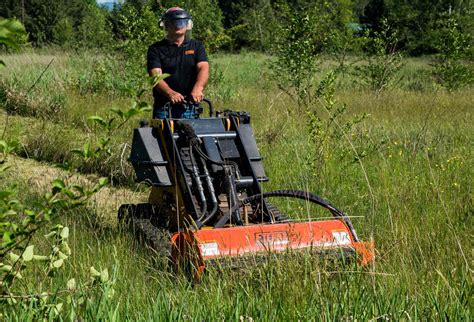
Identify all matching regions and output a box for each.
[160,7,193,36]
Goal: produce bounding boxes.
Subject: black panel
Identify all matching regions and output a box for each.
[218,138,241,159]
[238,124,267,180]
[180,118,227,135]
[202,137,223,172]
[129,128,172,186]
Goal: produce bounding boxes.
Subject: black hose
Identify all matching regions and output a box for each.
[242,190,359,242]
[189,143,207,219]
[198,155,218,225]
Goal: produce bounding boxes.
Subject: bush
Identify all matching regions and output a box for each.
[354,19,404,94]
[269,3,319,111]
[431,13,473,91]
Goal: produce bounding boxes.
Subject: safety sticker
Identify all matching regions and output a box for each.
[200,242,220,256]
[331,231,351,245]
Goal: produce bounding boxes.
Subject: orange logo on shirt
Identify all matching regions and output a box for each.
[185,50,195,55]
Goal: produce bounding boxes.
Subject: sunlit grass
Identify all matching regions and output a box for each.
[0,51,472,319]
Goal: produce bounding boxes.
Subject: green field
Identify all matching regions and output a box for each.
[0,51,472,320]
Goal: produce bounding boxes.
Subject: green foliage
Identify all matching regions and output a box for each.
[66,76,157,176]
[185,0,229,52]
[305,72,368,177]
[75,4,113,49]
[113,3,162,60]
[227,0,279,51]
[360,0,473,55]
[51,17,75,47]
[0,150,109,317]
[354,19,404,94]
[68,57,139,97]
[0,18,27,67]
[269,4,319,110]
[431,13,473,91]
[110,3,162,93]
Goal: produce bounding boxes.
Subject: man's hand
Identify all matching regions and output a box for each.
[190,86,204,103]
[167,90,185,104]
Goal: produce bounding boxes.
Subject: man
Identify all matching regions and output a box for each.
[147,7,210,119]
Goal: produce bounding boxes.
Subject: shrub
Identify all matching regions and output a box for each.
[431,13,473,91]
[353,19,404,94]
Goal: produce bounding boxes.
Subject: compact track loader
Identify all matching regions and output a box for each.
[119,100,374,275]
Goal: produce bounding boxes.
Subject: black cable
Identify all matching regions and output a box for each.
[242,190,359,242]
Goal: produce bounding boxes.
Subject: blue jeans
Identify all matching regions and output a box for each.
[153,103,200,119]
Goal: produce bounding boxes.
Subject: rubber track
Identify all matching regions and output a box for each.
[129,217,171,257]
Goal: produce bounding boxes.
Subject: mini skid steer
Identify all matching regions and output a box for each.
[119,100,374,275]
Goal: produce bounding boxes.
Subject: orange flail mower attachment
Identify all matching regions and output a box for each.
[171,220,375,273]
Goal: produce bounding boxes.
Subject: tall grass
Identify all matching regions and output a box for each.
[0,50,472,320]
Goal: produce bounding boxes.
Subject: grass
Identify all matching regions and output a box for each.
[0,50,472,320]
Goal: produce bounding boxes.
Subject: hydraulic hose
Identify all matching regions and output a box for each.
[242,190,359,242]
[189,143,207,219]
[198,155,218,225]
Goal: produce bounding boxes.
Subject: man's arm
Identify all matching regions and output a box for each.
[149,67,185,104]
[190,61,209,103]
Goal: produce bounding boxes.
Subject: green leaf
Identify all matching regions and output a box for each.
[62,242,71,256]
[22,245,34,262]
[52,179,65,194]
[67,278,76,290]
[100,269,109,283]
[0,264,13,272]
[8,252,20,263]
[111,108,124,118]
[60,227,69,239]
[58,251,68,260]
[2,232,12,245]
[99,177,109,185]
[90,266,100,277]
[33,255,49,261]
[88,115,107,127]
[44,231,56,239]
[72,185,85,196]
[52,258,64,268]
[54,303,63,314]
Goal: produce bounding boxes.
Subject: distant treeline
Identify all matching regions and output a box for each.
[1,0,472,56]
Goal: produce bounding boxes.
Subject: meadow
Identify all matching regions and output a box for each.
[0,50,472,320]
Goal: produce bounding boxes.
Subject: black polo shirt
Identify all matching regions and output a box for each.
[147,38,208,107]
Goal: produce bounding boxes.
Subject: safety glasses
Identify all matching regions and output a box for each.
[170,19,189,29]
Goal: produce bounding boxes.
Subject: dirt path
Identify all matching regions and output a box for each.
[4,155,148,225]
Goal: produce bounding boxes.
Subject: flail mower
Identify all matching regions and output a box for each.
[118,99,374,276]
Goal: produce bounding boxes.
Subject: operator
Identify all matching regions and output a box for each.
[147,7,210,119]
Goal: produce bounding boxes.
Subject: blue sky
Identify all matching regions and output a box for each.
[96,0,119,3]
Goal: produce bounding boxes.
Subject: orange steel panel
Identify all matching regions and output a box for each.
[192,220,354,259]
[171,220,375,279]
